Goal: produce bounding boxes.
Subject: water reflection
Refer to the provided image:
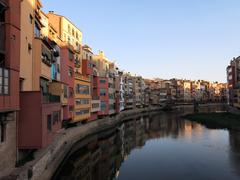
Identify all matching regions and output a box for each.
[229,130,240,177]
[52,106,240,180]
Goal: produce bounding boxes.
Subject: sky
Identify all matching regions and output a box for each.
[42,0,240,82]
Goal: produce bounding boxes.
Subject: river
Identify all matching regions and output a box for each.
[52,105,240,180]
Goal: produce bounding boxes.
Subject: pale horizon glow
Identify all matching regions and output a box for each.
[42,0,240,83]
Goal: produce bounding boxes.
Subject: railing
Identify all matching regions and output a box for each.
[0,23,5,53]
[42,93,60,103]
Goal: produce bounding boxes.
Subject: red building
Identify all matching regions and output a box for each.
[0,0,21,176]
[60,46,75,123]
[19,92,61,149]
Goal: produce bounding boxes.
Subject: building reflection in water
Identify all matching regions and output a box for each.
[52,106,240,180]
[229,130,240,177]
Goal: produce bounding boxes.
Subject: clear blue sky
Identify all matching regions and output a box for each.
[42,0,240,82]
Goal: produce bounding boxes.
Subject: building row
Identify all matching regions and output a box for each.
[0,0,227,177]
[144,78,227,106]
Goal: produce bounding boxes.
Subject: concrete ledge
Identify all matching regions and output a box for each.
[3,107,162,180]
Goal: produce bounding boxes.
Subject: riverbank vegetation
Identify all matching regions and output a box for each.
[183,112,240,130]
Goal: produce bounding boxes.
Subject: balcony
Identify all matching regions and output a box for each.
[42,93,60,103]
[0,23,5,53]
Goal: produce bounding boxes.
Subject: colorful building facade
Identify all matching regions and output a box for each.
[19,1,62,150]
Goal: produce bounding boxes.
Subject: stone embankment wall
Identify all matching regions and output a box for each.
[4,107,161,180]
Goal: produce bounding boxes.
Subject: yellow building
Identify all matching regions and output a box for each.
[74,75,91,122]
[47,12,82,52]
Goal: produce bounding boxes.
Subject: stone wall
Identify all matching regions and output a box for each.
[0,112,17,178]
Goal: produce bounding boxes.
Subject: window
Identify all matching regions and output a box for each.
[68,24,70,33]
[109,83,114,88]
[69,50,74,60]
[64,85,68,98]
[29,14,33,24]
[101,102,107,111]
[34,22,41,37]
[68,36,71,44]
[75,109,90,116]
[88,62,93,68]
[100,79,106,84]
[0,114,6,143]
[69,87,74,98]
[40,78,48,96]
[57,64,60,73]
[0,4,5,22]
[109,93,114,99]
[109,104,115,110]
[76,98,90,105]
[100,89,106,96]
[47,115,52,131]
[0,68,9,95]
[76,32,79,39]
[72,28,75,36]
[68,67,73,77]
[52,111,60,125]
[41,45,51,66]
[75,84,90,95]
[92,103,99,109]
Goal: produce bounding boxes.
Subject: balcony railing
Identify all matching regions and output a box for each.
[0,23,5,53]
[42,93,60,103]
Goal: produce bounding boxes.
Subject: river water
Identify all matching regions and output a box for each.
[52,105,240,180]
